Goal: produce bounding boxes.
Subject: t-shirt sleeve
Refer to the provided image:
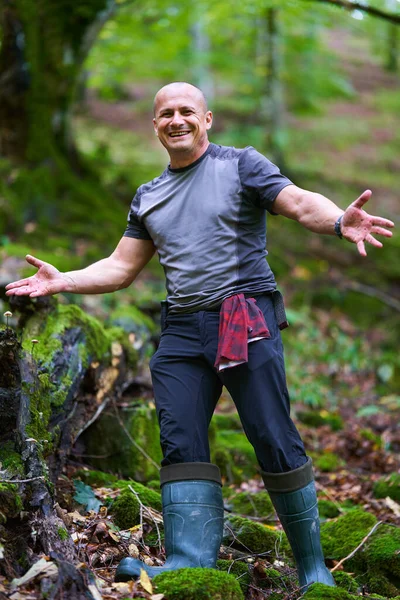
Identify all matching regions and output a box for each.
[123,189,152,240]
[238,146,293,213]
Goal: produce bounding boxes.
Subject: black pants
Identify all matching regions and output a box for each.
[150,294,307,473]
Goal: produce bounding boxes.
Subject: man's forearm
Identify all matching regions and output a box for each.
[296,191,343,234]
[63,256,135,294]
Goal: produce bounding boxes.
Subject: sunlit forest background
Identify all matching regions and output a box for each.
[1,0,399,410]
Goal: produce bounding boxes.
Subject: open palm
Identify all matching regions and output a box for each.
[341,190,394,256]
[5,255,68,298]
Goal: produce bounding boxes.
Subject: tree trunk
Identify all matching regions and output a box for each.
[0,295,135,586]
[0,0,115,164]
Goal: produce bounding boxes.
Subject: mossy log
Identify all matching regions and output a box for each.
[0,295,137,590]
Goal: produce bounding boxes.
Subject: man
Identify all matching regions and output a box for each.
[6,82,394,589]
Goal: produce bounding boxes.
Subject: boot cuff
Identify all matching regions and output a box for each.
[262,457,313,493]
[160,462,222,486]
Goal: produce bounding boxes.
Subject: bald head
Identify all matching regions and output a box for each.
[153,82,208,116]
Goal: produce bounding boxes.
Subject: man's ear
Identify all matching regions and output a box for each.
[205,111,213,131]
[153,118,158,136]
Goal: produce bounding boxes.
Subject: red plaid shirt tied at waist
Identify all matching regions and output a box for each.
[214,292,288,372]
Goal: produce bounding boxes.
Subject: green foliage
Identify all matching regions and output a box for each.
[373,473,400,503]
[111,489,140,530]
[73,481,102,513]
[0,443,24,477]
[153,567,244,600]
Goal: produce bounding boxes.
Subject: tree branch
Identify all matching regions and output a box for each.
[303,0,400,25]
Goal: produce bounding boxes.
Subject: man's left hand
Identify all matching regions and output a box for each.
[341,190,395,256]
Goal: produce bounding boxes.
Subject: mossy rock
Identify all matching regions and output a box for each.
[373,473,400,502]
[321,509,377,561]
[113,479,162,512]
[211,430,258,483]
[0,483,23,522]
[333,571,359,594]
[217,559,250,594]
[302,582,356,599]
[81,400,162,482]
[0,442,24,477]
[225,490,274,518]
[322,511,400,597]
[318,499,341,519]
[297,410,344,431]
[212,413,243,432]
[223,515,290,557]
[108,304,157,359]
[313,452,345,473]
[111,489,140,530]
[147,478,160,490]
[153,567,244,599]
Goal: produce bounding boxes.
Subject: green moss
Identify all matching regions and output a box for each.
[211,430,257,483]
[314,452,344,473]
[153,567,244,600]
[321,510,377,561]
[318,499,341,519]
[212,413,243,431]
[74,469,118,488]
[302,582,356,599]
[112,489,140,530]
[0,483,23,521]
[147,479,160,490]
[297,410,344,431]
[113,479,162,512]
[226,490,274,518]
[333,571,359,593]
[57,527,68,541]
[223,515,290,557]
[0,443,24,477]
[373,473,400,502]
[82,401,162,483]
[217,560,250,594]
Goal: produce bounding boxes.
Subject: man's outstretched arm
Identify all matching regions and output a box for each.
[5,237,156,298]
[272,186,394,257]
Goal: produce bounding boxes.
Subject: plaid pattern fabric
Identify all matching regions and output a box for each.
[214,294,271,372]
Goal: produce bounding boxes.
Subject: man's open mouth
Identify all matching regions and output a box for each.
[169,131,191,138]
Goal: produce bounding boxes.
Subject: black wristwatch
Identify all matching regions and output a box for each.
[334,215,344,239]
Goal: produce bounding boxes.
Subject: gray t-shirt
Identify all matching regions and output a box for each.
[124,143,292,313]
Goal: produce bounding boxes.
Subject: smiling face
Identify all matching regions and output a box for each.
[153,83,213,168]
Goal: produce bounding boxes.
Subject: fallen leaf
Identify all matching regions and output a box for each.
[10,558,58,589]
[385,496,400,517]
[140,569,153,594]
[151,595,165,600]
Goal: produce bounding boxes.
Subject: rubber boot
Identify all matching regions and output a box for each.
[262,457,335,590]
[115,462,224,581]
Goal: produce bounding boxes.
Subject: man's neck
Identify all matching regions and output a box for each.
[169,141,210,169]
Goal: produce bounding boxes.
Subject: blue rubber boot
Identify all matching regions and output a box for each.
[115,462,224,581]
[262,458,335,590]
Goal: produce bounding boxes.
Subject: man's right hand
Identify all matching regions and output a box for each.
[5,255,73,298]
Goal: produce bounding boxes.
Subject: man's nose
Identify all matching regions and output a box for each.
[170,111,185,126]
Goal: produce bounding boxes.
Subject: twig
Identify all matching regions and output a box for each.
[0,475,45,484]
[128,484,163,553]
[112,398,160,471]
[330,521,383,572]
